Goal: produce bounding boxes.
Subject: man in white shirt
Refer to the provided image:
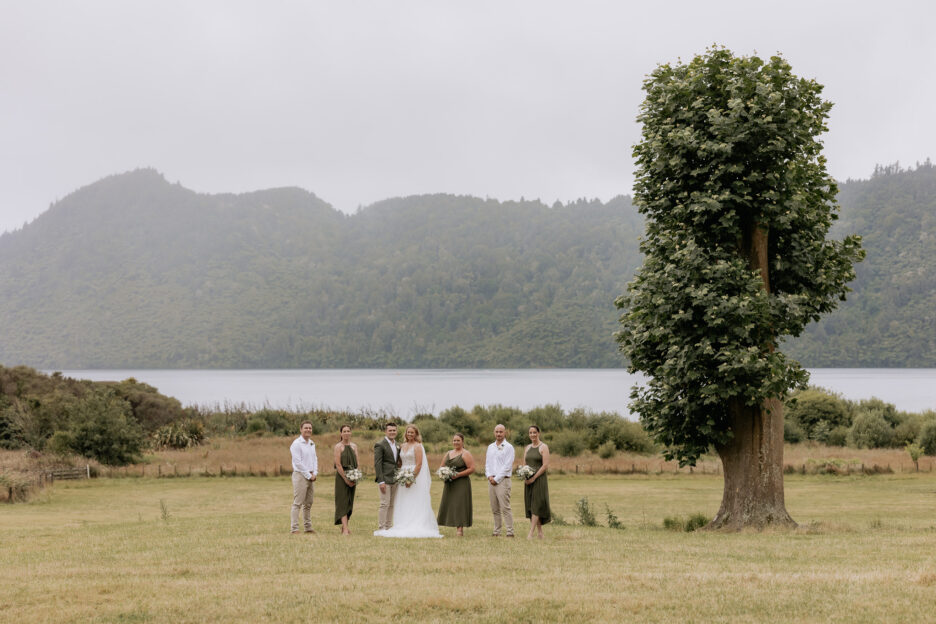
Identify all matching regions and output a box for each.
[290,420,318,534]
[485,423,515,537]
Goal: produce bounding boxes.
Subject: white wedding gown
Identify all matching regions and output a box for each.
[373,444,442,538]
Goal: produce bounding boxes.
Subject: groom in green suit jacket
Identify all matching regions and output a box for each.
[374,422,402,530]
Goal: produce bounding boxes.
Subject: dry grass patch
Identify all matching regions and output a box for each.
[3,473,936,622]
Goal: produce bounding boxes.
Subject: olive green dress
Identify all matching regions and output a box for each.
[436,453,472,527]
[524,445,551,524]
[334,445,357,525]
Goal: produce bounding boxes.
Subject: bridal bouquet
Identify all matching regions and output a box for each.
[515,465,535,480]
[436,466,457,482]
[394,467,416,487]
[344,468,363,483]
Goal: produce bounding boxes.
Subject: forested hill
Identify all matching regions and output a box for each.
[0,165,932,369]
[0,169,643,368]
[783,162,936,366]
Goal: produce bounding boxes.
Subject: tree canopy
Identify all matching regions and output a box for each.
[616,48,864,466]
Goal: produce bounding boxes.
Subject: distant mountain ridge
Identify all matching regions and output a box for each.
[0,165,932,368]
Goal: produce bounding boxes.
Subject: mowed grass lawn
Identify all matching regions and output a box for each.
[2,473,935,623]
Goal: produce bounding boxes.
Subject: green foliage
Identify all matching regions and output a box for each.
[0,161,931,369]
[616,47,864,466]
[919,420,936,456]
[585,414,655,453]
[152,420,206,450]
[550,431,585,457]
[46,430,75,456]
[847,411,895,449]
[785,388,852,443]
[663,513,710,532]
[0,400,25,449]
[605,504,625,530]
[597,440,617,459]
[64,389,144,465]
[412,417,454,444]
[0,169,643,369]
[438,406,482,439]
[575,497,598,526]
[786,161,936,366]
[905,443,923,470]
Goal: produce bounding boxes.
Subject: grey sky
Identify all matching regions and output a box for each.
[1,1,934,234]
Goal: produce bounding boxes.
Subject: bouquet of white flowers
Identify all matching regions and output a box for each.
[436,466,457,482]
[394,467,416,487]
[515,465,536,480]
[344,468,363,483]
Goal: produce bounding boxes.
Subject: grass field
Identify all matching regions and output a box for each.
[2,472,936,623]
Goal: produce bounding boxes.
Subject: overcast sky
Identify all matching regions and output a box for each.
[1,1,933,234]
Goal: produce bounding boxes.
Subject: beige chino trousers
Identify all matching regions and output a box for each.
[291,472,314,532]
[488,478,514,536]
[378,482,399,530]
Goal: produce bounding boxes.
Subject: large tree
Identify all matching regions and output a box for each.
[615,48,864,529]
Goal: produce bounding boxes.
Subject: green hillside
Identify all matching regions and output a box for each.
[784,162,936,366]
[0,164,932,368]
[0,169,642,368]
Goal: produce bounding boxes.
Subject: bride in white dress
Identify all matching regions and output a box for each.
[374,424,442,538]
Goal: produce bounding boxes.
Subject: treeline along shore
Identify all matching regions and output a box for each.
[3,365,936,502]
[1,162,934,369]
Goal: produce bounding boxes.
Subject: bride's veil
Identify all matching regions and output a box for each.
[416,443,431,493]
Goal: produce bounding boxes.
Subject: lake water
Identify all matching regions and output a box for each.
[52,368,936,418]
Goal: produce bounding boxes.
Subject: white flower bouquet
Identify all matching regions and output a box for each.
[515,465,536,480]
[436,466,457,482]
[394,467,416,487]
[344,468,363,483]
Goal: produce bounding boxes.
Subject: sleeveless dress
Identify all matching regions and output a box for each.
[436,453,472,527]
[524,445,551,524]
[373,444,442,538]
[334,444,357,525]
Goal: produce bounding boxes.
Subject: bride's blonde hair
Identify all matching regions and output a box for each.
[403,424,422,443]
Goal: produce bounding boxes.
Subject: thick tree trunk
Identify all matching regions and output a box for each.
[709,397,795,529]
[707,220,795,529]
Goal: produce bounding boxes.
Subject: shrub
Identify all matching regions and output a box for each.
[252,409,297,436]
[919,420,936,456]
[892,417,922,447]
[826,426,849,447]
[412,417,455,444]
[0,403,25,449]
[109,378,188,433]
[597,440,617,459]
[246,417,268,434]
[855,398,900,427]
[847,411,895,449]
[439,406,482,439]
[605,504,625,529]
[551,431,585,457]
[46,430,75,456]
[906,443,923,471]
[66,390,144,465]
[586,414,654,453]
[575,497,597,526]
[784,388,852,442]
[152,420,206,450]
[783,419,804,443]
[663,513,709,532]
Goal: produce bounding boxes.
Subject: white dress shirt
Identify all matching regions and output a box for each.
[485,440,515,484]
[290,436,318,480]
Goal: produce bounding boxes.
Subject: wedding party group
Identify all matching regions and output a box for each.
[289,421,552,539]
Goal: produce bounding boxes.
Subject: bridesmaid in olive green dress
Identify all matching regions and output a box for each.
[333,425,359,535]
[523,425,551,539]
[436,433,475,536]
